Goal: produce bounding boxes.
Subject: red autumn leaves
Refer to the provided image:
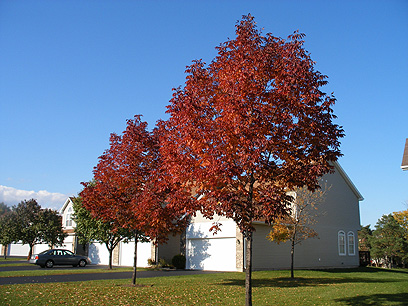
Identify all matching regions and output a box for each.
[80,15,342,304]
[80,116,192,244]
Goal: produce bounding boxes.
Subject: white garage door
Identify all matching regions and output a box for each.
[9,243,30,256]
[120,241,151,267]
[88,242,110,265]
[186,238,236,271]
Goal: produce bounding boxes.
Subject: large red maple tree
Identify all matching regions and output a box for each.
[81,115,190,284]
[160,15,344,305]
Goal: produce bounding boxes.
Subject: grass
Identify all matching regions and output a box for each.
[0,267,407,305]
[0,267,141,278]
[0,263,32,268]
[0,258,27,262]
[0,258,145,277]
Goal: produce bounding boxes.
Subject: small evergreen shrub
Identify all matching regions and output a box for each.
[172,254,186,269]
[159,258,169,268]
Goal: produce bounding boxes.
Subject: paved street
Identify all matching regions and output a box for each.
[0,258,218,285]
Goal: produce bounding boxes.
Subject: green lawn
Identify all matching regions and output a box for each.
[1,268,407,305]
[0,258,27,262]
[0,267,139,278]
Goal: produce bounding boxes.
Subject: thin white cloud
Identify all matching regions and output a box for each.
[0,185,69,211]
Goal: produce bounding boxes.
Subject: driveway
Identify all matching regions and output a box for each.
[0,260,218,285]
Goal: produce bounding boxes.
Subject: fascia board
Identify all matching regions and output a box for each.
[333,161,364,201]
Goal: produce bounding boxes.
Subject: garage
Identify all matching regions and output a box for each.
[119,240,151,267]
[185,219,238,272]
[8,242,30,257]
[186,237,236,271]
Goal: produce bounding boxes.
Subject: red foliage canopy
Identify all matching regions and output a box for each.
[81,115,190,243]
[159,15,344,234]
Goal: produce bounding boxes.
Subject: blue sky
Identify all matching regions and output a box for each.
[0,0,407,227]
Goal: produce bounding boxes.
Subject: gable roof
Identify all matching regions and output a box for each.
[402,138,408,171]
[333,161,364,201]
[59,197,75,215]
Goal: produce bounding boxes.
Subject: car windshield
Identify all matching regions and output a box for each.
[64,250,74,256]
[39,250,49,255]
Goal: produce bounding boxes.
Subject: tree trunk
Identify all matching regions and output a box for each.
[290,238,295,279]
[27,243,34,260]
[3,244,8,259]
[245,231,253,306]
[132,233,138,285]
[108,246,113,270]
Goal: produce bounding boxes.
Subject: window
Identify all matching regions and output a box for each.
[347,231,355,255]
[338,231,346,256]
[65,206,73,227]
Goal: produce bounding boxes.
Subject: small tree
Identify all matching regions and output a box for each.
[394,209,408,241]
[370,214,408,268]
[267,185,327,278]
[160,15,343,305]
[358,225,372,252]
[71,196,93,252]
[38,208,67,248]
[12,199,66,259]
[72,195,134,270]
[13,199,42,259]
[81,116,190,283]
[0,202,10,216]
[0,211,18,259]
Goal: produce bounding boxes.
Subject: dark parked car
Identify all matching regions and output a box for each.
[29,249,91,268]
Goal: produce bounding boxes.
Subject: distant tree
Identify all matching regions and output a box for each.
[38,208,67,248]
[71,196,94,251]
[0,203,14,258]
[160,14,343,305]
[358,225,373,252]
[13,199,43,259]
[71,195,134,270]
[393,209,408,240]
[370,214,408,268]
[0,211,18,259]
[267,185,327,278]
[0,202,10,216]
[10,199,66,259]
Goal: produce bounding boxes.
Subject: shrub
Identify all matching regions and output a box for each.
[159,258,169,268]
[172,254,186,269]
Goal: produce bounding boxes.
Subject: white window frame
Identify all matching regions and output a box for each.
[338,230,346,256]
[65,206,73,227]
[347,231,356,256]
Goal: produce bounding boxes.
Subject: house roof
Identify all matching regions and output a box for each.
[59,197,75,215]
[333,161,364,201]
[402,138,408,171]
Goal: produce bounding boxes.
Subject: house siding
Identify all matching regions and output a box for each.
[252,168,361,270]
[157,233,182,264]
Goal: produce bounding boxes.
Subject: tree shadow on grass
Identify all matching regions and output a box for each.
[311,267,408,275]
[220,276,401,288]
[335,293,408,306]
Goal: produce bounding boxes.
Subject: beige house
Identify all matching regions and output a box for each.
[59,198,76,252]
[158,161,363,271]
[57,161,362,271]
[59,197,152,267]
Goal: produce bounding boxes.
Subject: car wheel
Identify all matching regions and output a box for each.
[78,259,87,267]
[45,260,54,268]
